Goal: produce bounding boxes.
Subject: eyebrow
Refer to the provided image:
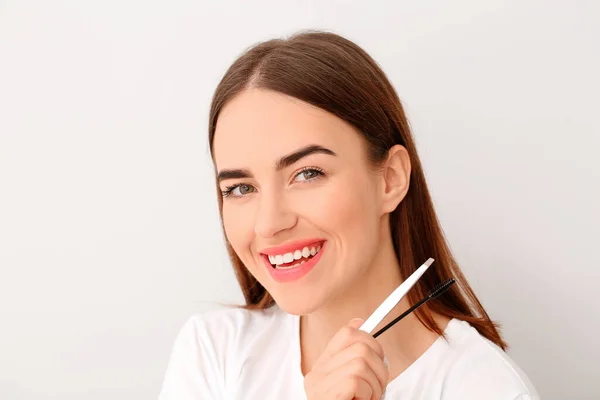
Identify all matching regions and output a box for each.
[216,144,337,183]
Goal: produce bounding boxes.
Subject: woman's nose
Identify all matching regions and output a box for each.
[253,192,297,238]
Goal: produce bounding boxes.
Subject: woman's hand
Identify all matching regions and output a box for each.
[303,318,390,400]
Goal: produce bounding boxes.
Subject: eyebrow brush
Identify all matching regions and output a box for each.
[372,278,456,339]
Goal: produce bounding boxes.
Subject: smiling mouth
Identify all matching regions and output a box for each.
[264,244,323,269]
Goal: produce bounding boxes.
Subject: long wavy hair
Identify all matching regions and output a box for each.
[208,30,507,350]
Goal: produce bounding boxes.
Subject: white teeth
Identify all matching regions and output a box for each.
[267,244,323,266]
[275,259,307,269]
[301,247,310,258]
[276,262,300,270]
[283,253,294,263]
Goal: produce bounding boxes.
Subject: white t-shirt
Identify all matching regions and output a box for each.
[158,305,539,399]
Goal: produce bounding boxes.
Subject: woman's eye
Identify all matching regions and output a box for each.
[294,168,324,182]
[223,184,255,198]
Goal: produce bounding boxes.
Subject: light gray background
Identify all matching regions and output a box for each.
[1,0,598,399]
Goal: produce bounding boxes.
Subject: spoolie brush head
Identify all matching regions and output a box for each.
[371,277,457,339]
[429,278,456,299]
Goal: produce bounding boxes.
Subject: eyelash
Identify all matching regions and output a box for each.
[221,167,326,198]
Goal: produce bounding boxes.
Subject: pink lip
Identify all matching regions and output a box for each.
[260,238,326,256]
[261,241,327,283]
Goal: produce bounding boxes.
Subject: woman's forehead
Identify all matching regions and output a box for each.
[212,89,363,170]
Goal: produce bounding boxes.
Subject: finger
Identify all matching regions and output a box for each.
[324,319,385,361]
[324,341,389,392]
[322,358,384,400]
[348,317,364,329]
[325,375,372,400]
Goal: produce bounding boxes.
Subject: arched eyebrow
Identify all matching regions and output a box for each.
[216,144,337,183]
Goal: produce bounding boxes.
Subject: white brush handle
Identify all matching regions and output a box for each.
[359,258,434,334]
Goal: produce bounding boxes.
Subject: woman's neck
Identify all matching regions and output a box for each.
[299,235,449,380]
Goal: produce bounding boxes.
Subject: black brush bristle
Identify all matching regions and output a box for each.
[428,278,455,299]
[372,278,457,339]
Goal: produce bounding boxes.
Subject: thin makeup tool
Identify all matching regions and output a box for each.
[359,258,435,334]
[372,278,456,338]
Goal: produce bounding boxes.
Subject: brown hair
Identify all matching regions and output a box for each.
[208,30,507,350]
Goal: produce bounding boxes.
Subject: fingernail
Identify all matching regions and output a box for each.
[348,318,364,327]
[383,355,390,370]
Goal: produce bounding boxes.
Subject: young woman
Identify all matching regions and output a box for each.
[159,31,539,399]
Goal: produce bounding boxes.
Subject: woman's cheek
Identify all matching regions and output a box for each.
[300,177,371,234]
[222,203,254,259]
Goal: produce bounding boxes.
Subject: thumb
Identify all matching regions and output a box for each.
[347,318,365,329]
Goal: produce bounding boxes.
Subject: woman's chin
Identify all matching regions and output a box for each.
[271,294,321,316]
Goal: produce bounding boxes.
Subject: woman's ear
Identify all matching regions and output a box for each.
[380,144,411,214]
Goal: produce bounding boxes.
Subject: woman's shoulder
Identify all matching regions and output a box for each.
[440,319,539,400]
[185,304,291,330]
[175,304,293,350]
[159,305,295,399]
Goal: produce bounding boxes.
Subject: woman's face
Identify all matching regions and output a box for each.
[213,89,388,315]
